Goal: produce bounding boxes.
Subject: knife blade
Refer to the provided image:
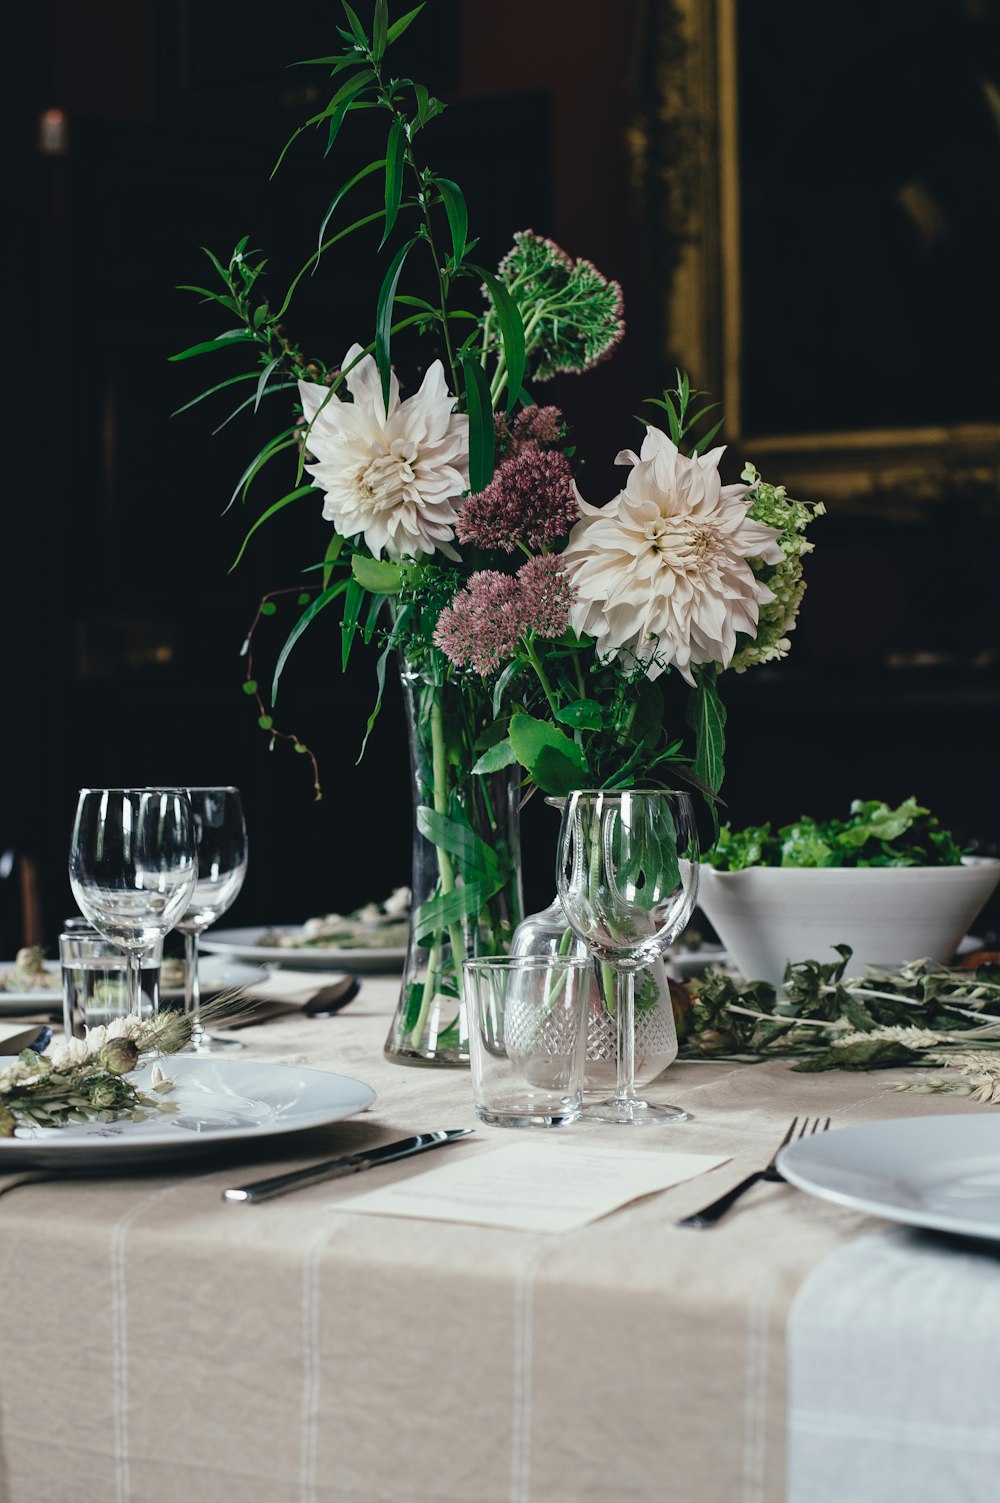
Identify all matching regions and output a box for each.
[222,1128,474,1204]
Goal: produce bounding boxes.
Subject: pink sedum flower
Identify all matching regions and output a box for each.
[561,427,784,684]
[298,344,469,561]
[434,558,575,675]
[457,442,581,553]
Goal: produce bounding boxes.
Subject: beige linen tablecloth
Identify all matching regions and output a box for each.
[0,978,990,1503]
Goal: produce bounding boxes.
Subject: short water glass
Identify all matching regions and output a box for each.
[462,955,591,1128]
[60,926,162,1038]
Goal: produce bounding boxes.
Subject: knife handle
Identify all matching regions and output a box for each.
[224,1155,369,1203]
[222,1128,472,1204]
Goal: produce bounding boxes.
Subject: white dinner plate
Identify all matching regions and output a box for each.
[778,1114,1000,1241]
[0,957,263,1015]
[201,926,408,974]
[0,1056,376,1168]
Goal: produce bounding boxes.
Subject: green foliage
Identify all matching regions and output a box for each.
[706,798,967,870]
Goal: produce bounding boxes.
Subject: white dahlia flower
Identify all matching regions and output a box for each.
[561,427,784,684]
[297,344,469,561]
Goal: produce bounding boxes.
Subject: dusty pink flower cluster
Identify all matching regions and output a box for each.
[456,441,580,553]
[434,557,576,675]
[494,404,566,455]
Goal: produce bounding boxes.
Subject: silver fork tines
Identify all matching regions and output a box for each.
[676,1115,831,1229]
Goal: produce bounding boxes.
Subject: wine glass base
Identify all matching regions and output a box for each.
[182,1032,244,1055]
[581,1098,688,1125]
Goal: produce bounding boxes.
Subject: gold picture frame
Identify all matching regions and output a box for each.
[631,0,1000,510]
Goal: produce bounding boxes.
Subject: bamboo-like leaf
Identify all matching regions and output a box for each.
[380,119,406,249]
[461,355,494,493]
[387,4,424,43]
[229,485,317,571]
[253,355,282,412]
[413,82,430,125]
[211,380,298,435]
[692,417,725,457]
[341,2,368,44]
[468,262,525,414]
[416,808,502,881]
[322,531,345,591]
[492,657,526,715]
[372,0,389,60]
[435,177,468,266]
[274,210,385,322]
[168,330,253,362]
[375,236,419,410]
[341,574,366,670]
[271,583,349,702]
[685,666,726,793]
[225,427,299,513]
[413,882,489,941]
[315,158,386,266]
[357,638,392,763]
[171,370,259,417]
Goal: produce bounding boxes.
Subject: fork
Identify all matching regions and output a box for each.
[676,1116,831,1228]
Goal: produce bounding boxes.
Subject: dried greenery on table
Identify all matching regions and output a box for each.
[0,1002,239,1137]
[676,945,1000,1101]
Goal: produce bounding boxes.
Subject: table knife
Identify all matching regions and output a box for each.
[222,1128,474,1204]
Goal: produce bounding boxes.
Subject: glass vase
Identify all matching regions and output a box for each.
[509,896,680,1092]
[384,657,523,1067]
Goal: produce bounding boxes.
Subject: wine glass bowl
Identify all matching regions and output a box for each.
[557,789,699,1124]
[176,787,248,1053]
[68,789,197,1020]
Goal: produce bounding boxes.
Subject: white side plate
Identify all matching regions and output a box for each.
[201,926,407,973]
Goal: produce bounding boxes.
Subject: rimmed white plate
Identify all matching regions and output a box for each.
[778,1114,1000,1241]
[0,957,262,1015]
[201,926,408,974]
[0,1056,376,1168]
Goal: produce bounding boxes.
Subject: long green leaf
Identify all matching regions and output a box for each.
[168,331,253,362]
[357,638,392,764]
[387,4,424,43]
[211,379,299,435]
[315,158,385,267]
[340,2,368,45]
[461,355,494,493]
[416,807,502,881]
[435,177,468,266]
[171,370,258,417]
[341,574,366,670]
[380,119,406,249]
[375,237,419,411]
[271,583,349,702]
[469,262,526,415]
[372,0,388,59]
[253,355,282,412]
[229,486,316,571]
[413,882,489,941]
[225,427,299,512]
[686,666,727,793]
[322,531,345,591]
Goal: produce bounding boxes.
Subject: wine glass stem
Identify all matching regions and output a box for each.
[614,967,638,1105]
[183,929,205,1046]
[127,952,143,1020]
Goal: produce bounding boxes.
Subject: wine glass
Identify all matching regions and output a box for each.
[68,789,197,1022]
[175,787,248,1054]
[556,788,699,1125]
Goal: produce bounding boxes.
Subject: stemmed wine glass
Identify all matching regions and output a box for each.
[175,787,248,1055]
[556,788,699,1125]
[69,788,198,1021]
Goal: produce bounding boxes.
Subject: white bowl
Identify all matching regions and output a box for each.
[696,857,1000,984]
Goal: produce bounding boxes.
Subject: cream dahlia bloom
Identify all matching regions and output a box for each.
[561,427,783,684]
[297,344,469,561]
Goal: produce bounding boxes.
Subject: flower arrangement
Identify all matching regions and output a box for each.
[174,1,822,1061]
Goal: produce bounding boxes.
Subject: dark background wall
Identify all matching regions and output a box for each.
[5,0,999,953]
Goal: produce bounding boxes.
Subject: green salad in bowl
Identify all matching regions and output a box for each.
[697,798,998,984]
[705,798,966,871]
